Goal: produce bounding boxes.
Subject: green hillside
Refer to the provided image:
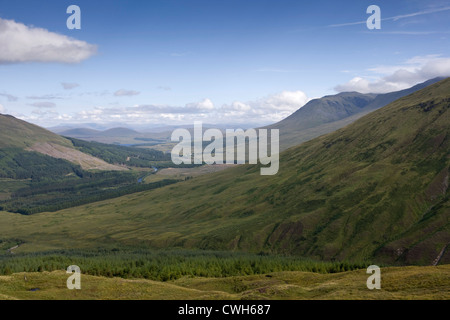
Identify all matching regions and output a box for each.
[0,79,448,265]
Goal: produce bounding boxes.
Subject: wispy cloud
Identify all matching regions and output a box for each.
[114,89,141,97]
[27,95,63,100]
[329,6,450,28]
[361,30,450,35]
[28,102,56,108]
[31,109,58,116]
[61,82,80,90]
[0,93,18,102]
[78,91,109,97]
[390,6,450,21]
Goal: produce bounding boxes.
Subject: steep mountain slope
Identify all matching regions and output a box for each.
[1,78,448,265]
[268,77,444,150]
[0,114,125,171]
[0,114,72,149]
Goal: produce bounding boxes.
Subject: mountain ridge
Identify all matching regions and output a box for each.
[267,77,445,150]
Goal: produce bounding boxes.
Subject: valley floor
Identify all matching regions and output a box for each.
[0,265,448,300]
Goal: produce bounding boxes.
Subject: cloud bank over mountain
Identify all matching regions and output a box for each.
[335,55,450,93]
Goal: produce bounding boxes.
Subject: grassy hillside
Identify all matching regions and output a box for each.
[0,114,72,149]
[0,265,448,300]
[0,78,448,265]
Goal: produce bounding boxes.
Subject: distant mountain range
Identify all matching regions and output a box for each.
[52,126,169,145]
[59,127,140,138]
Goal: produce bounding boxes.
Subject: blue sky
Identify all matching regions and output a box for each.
[0,0,449,128]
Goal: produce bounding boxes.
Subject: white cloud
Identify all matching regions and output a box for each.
[334,77,405,93]
[335,55,450,93]
[222,101,252,112]
[61,82,80,90]
[186,98,215,111]
[220,90,309,123]
[266,91,309,111]
[114,89,141,97]
[0,18,96,64]
[0,104,5,113]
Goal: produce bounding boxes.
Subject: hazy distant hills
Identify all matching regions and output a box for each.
[4,78,447,265]
[267,77,444,150]
[54,126,170,145]
[57,128,102,137]
[59,127,139,138]
[53,124,255,146]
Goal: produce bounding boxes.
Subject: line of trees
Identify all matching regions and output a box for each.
[0,148,83,180]
[0,179,179,215]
